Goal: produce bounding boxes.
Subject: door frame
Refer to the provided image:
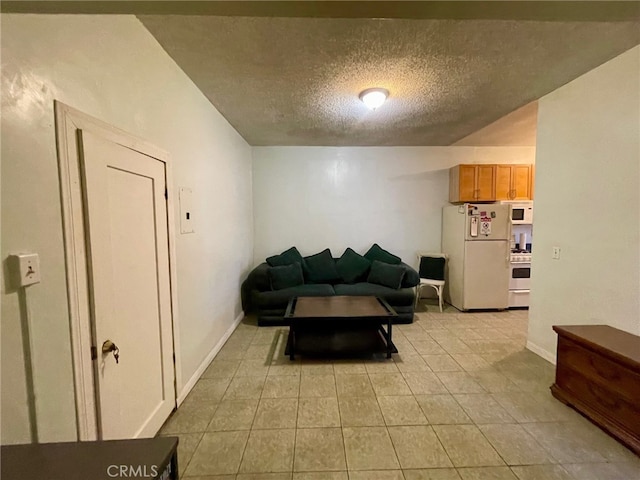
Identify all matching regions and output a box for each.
[54,101,182,440]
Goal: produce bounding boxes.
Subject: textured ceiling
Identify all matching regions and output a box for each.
[138,15,639,145]
[6,2,636,146]
[454,102,538,147]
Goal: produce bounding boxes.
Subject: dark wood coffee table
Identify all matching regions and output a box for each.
[284,295,398,360]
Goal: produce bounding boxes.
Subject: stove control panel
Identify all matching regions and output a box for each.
[510,253,532,263]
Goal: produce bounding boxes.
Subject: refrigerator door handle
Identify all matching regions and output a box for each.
[470,216,479,237]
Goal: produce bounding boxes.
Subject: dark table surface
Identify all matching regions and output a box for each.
[287,295,396,319]
[1,437,179,480]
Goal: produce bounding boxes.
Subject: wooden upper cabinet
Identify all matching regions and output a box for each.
[495,165,513,200]
[449,164,496,203]
[476,165,496,201]
[530,164,536,200]
[450,163,534,203]
[512,165,531,200]
[457,165,478,201]
[494,164,532,200]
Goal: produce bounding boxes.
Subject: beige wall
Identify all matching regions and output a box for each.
[527,46,640,362]
[1,15,253,443]
[252,146,535,268]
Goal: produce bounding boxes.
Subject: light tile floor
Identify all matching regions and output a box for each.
[159,302,640,480]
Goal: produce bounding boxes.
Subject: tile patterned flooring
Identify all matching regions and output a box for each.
[159,304,640,479]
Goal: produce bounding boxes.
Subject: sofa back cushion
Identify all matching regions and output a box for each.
[266,246,304,267]
[336,248,372,284]
[364,243,402,265]
[268,262,304,290]
[303,248,341,284]
[367,260,406,289]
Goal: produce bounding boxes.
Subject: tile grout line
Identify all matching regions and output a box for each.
[370,370,404,471]
[334,370,350,479]
[399,330,459,471]
[177,330,252,476]
[176,430,205,476]
[291,367,301,475]
[233,338,266,476]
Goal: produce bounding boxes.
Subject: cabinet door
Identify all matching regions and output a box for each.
[458,165,477,201]
[495,165,512,200]
[476,165,496,201]
[512,165,532,200]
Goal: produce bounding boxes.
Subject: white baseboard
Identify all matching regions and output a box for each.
[526,340,556,365]
[176,311,244,406]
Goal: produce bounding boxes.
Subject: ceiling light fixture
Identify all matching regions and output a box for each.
[359,88,389,110]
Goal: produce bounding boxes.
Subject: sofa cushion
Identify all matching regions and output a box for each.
[268,262,304,290]
[336,248,372,284]
[400,262,420,288]
[364,243,402,265]
[252,284,335,309]
[303,248,341,284]
[367,260,406,289]
[266,246,304,267]
[418,256,446,280]
[333,283,415,307]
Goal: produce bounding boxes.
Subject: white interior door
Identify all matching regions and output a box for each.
[79,130,175,439]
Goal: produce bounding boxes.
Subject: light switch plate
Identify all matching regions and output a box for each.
[9,253,41,287]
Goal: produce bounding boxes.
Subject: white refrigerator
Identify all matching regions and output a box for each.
[442,204,511,310]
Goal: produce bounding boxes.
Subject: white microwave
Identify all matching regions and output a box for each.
[501,201,533,224]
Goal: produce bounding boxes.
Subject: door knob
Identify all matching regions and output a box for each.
[102,340,120,364]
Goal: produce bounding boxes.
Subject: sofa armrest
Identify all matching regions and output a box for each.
[400,262,419,288]
[241,262,271,312]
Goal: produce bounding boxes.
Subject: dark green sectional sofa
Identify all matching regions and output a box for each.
[241,245,419,326]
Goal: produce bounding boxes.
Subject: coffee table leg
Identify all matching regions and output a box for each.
[387,319,393,359]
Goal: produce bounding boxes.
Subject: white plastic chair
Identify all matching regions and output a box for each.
[415,253,447,312]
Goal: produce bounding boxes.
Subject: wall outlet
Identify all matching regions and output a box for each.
[552,246,561,260]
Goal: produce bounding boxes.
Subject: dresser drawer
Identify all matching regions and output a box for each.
[557,337,640,402]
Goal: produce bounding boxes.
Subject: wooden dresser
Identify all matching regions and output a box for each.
[552,325,640,455]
